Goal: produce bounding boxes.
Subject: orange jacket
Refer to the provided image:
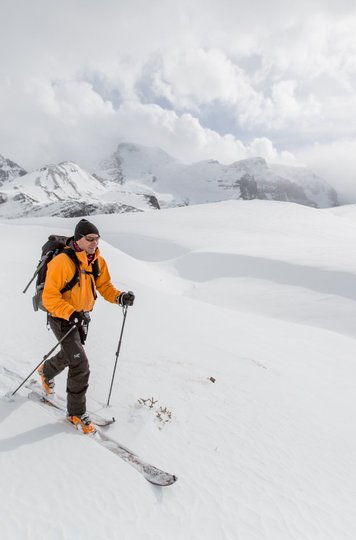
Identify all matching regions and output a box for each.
[42,247,121,320]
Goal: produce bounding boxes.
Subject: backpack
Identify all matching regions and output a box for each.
[23,235,100,312]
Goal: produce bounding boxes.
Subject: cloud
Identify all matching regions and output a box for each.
[151,49,248,109]
[0,77,290,171]
[112,102,290,165]
[295,140,356,203]
[1,0,356,198]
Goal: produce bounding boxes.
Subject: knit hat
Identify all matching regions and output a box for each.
[74,219,100,241]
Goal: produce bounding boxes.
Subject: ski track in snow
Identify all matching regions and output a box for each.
[1,200,356,539]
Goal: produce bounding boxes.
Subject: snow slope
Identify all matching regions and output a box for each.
[1,200,356,539]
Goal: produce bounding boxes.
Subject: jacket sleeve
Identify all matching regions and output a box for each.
[96,256,122,303]
[42,254,76,320]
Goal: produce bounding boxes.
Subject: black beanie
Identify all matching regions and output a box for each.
[74,219,100,241]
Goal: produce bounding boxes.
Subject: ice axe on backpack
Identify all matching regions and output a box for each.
[22,253,51,294]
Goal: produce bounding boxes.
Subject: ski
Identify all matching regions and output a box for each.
[28,387,115,427]
[28,388,177,486]
[1,365,178,486]
[0,365,115,427]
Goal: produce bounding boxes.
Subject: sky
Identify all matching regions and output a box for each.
[1,0,356,201]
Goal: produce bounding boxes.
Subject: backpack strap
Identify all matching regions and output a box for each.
[92,259,101,280]
[60,249,101,298]
[60,248,80,294]
[82,259,101,299]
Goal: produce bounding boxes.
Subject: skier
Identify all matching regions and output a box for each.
[38,218,135,434]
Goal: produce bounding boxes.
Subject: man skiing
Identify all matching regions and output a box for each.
[38,218,135,434]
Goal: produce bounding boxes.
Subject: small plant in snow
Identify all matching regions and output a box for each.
[137,397,158,409]
[156,406,172,428]
[138,397,173,429]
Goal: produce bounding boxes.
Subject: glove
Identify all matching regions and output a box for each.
[69,311,91,344]
[118,291,135,306]
[69,311,91,326]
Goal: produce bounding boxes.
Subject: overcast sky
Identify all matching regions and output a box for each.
[1,0,356,200]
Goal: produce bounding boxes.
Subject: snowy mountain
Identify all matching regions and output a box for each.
[271,163,339,208]
[0,154,26,185]
[98,143,339,208]
[0,145,339,219]
[0,161,160,218]
[1,200,356,539]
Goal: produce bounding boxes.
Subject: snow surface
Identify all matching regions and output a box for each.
[1,199,356,539]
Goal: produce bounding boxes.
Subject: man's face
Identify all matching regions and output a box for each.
[76,234,100,255]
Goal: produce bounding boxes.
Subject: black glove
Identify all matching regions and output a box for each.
[69,311,91,345]
[69,311,91,326]
[118,291,135,306]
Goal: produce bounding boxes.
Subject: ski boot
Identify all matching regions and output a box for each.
[67,412,96,435]
[38,363,55,395]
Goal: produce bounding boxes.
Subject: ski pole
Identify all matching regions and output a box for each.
[11,324,77,396]
[106,305,128,407]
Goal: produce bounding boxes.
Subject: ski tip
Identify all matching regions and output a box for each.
[148,474,178,487]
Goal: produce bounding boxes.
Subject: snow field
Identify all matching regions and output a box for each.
[1,200,356,539]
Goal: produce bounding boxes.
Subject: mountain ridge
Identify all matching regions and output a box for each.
[97,143,338,208]
[0,143,339,218]
[0,154,27,185]
[0,160,159,218]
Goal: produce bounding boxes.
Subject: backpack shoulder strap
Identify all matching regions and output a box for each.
[92,259,101,281]
[87,259,100,299]
[59,249,100,296]
[60,248,80,294]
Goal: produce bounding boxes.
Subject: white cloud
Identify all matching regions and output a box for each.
[112,103,294,165]
[152,49,249,108]
[295,140,356,203]
[1,0,356,199]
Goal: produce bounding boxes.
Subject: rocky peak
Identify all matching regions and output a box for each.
[0,155,27,185]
